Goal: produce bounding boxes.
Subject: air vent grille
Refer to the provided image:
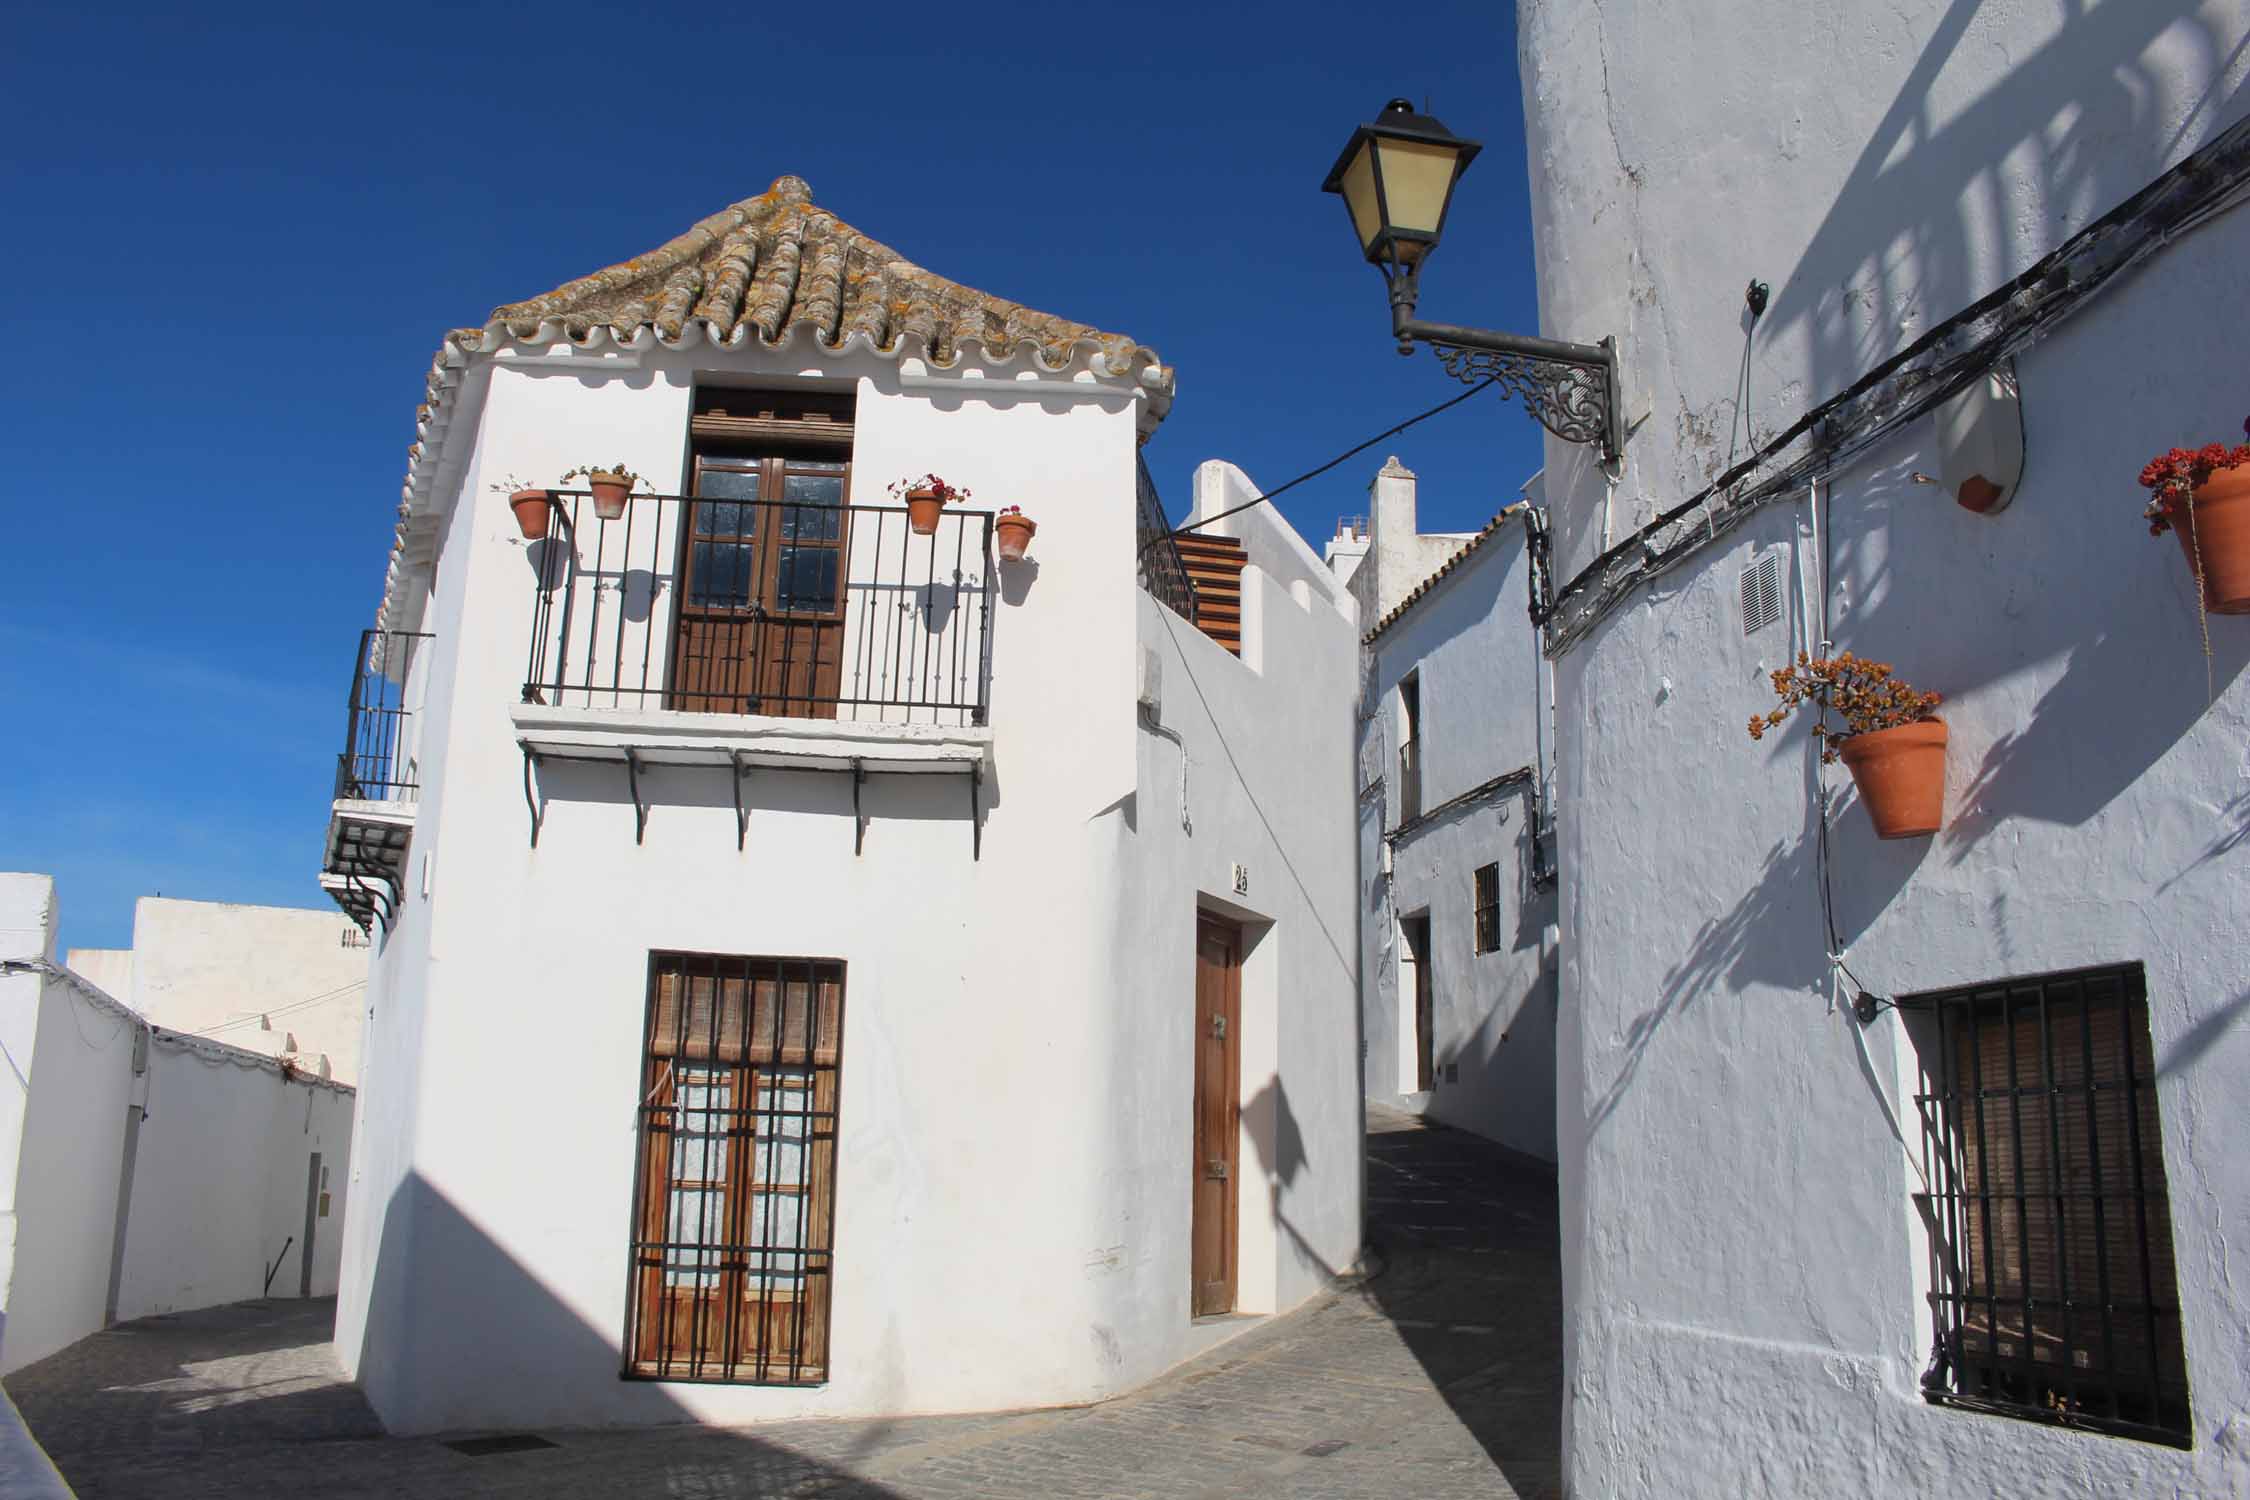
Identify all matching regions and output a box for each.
[1740,552,1782,636]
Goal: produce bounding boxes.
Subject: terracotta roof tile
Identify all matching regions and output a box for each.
[377,177,1173,632]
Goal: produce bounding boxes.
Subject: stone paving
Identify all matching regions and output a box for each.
[7,1107,1561,1499]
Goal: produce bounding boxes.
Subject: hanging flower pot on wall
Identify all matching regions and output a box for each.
[994,506,1037,562]
[888,473,970,537]
[1836,719,1949,839]
[2140,424,2250,614]
[1749,652,1947,839]
[492,476,552,540]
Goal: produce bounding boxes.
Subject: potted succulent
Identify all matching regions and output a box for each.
[563,464,647,522]
[2139,417,2250,614]
[1748,652,1947,839]
[888,473,971,536]
[994,505,1037,561]
[493,475,552,540]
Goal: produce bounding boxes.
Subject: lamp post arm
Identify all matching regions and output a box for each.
[1386,269,1623,461]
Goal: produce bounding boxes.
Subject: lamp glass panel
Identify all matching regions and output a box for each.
[1338,139,1382,255]
[1371,137,1460,234]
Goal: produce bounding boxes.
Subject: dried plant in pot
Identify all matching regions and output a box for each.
[2139,417,2250,615]
[1749,652,1947,839]
[491,475,552,540]
[993,505,1037,561]
[563,464,647,522]
[888,473,970,536]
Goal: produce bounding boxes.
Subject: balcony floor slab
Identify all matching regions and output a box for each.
[510,703,994,774]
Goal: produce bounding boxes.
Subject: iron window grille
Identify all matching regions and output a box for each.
[625,953,844,1386]
[1472,863,1501,954]
[1905,961,2191,1447]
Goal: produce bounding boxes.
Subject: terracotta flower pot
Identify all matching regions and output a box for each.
[1838,719,1948,840]
[589,472,632,521]
[995,514,1037,561]
[2173,466,2250,614]
[509,488,552,541]
[906,488,943,536]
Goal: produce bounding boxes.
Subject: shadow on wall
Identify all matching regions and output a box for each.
[1245,1076,1342,1285]
[1764,0,2247,445]
[1586,789,1920,1139]
[353,1174,923,1469]
[11,1174,922,1497]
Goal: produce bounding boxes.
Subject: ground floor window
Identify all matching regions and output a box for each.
[626,953,843,1384]
[1906,961,2190,1446]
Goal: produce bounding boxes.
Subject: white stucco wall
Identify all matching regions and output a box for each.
[1517,1,2250,1492]
[73,897,370,1084]
[1359,528,1558,1163]
[113,1044,353,1318]
[0,875,133,1377]
[333,342,1361,1433]
[0,875,355,1377]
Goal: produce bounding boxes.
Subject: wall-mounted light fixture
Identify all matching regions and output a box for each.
[1324,99,1625,461]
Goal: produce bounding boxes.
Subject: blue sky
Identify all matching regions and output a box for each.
[2,1,1544,952]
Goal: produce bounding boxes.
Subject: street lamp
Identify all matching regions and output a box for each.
[1324,99,1623,461]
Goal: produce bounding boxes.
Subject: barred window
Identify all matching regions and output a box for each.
[1472,863,1501,954]
[1907,962,2190,1447]
[627,953,843,1385]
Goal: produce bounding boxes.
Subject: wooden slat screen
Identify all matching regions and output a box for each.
[626,952,844,1385]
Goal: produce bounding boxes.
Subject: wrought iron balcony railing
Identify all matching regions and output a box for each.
[522,491,994,726]
[336,629,433,803]
[1136,453,1198,625]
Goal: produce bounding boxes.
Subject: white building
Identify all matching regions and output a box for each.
[326,177,1363,1434]
[68,896,370,1084]
[0,875,354,1378]
[1507,1,2250,1492]
[1337,457,1558,1163]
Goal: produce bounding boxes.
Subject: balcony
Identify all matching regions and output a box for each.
[321,629,431,931]
[512,490,996,850]
[1398,736,1422,824]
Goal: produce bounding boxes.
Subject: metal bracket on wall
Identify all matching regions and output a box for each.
[851,758,866,856]
[969,762,983,861]
[730,750,751,850]
[624,749,648,845]
[520,745,544,848]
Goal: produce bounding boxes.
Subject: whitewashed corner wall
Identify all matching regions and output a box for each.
[0,875,354,1379]
[1360,533,1558,1163]
[1516,0,2250,1493]
[331,350,1362,1434]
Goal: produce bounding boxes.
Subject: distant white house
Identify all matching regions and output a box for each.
[68,896,370,1084]
[1335,457,1557,1164]
[0,875,353,1378]
[324,177,1363,1434]
[1511,0,2250,1493]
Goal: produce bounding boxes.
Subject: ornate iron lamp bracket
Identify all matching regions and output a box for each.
[1389,272,1623,462]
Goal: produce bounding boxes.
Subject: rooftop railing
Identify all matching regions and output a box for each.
[1136,454,1199,625]
[521,491,994,726]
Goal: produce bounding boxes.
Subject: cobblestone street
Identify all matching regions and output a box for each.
[7,1108,1560,1499]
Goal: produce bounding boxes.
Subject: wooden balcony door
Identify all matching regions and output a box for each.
[1192,914,1242,1317]
[669,454,850,718]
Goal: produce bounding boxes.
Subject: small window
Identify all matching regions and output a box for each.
[627,953,844,1386]
[1906,962,2190,1447]
[1472,863,1501,954]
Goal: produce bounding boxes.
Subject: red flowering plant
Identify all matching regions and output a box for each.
[2137,416,2250,536]
[1747,652,1943,764]
[996,505,1024,517]
[887,474,971,504]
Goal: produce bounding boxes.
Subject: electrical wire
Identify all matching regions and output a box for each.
[1173,377,1500,535]
[191,978,367,1037]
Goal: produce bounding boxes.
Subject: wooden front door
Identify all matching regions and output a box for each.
[1191,915,1242,1317]
[669,454,850,718]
